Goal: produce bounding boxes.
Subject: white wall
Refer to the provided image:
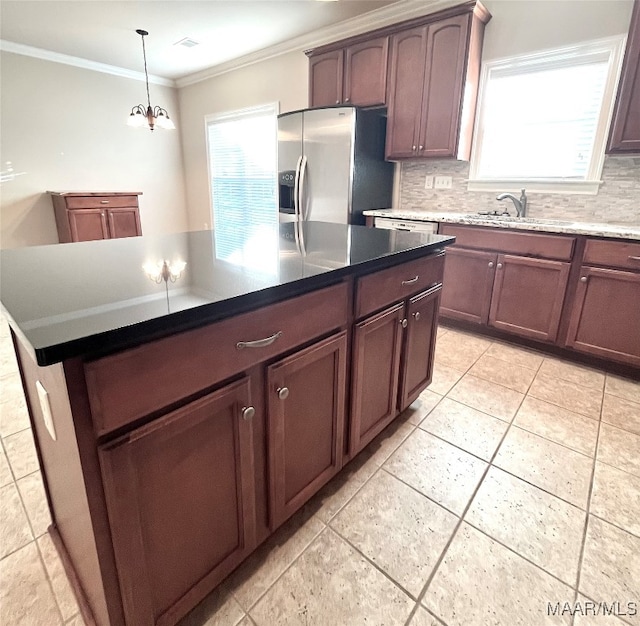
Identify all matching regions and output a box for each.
[0,52,188,249]
[482,0,634,60]
[178,50,308,232]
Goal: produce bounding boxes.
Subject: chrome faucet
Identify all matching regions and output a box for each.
[497,189,527,217]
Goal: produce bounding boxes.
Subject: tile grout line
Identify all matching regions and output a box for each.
[569,384,605,626]
[401,341,534,626]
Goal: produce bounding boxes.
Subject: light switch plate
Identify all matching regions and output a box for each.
[36,380,57,441]
[434,176,453,189]
[424,175,434,189]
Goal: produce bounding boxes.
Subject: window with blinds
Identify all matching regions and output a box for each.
[206,103,278,273]
[468,37,626,194]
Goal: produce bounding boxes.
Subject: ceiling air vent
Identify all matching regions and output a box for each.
[174,37,199,48]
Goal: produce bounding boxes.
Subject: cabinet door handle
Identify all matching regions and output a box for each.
[100,200,109,204]
[580,276,588,282]
[419,145,424,150]
[241,406,255,421]
[402,276,419,285]
[345,97,350,102]
[236,330,283,350]
[277,387,289,400]
[488,261,494,268]
[412,311,421,321]
[336,100,340,104]
[629,256,640,262]
[412,145,417,151]
[400,318,408,328]
[497,263,503,269]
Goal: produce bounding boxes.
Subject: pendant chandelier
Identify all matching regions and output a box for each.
[127,29,175,131]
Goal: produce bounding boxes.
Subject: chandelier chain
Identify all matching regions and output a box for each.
[140,33,152,110]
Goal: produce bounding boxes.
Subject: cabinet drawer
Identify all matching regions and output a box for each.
[65,195,139,209]
[355,253,444,319]
[86,282,349,435]
[583,238,640,271]
[439,225,575,261]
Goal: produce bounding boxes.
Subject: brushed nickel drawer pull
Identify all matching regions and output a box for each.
[277,387,289,400]
[413,311,421,321]
[580,276,588,282]
[629,256,640,261]
[236,331,283,350]
[402,276,419,285]
[400,318,408,328]
[100,200,109,204]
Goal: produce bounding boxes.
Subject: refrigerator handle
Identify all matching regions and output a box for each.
[293,155,303,221]
[299,155,308,221]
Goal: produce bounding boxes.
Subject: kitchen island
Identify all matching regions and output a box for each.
[0,221,454,626]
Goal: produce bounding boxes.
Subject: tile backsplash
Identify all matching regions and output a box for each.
[399,156,640,225]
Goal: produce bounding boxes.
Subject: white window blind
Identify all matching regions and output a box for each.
[206,103,278,273]
[468,37,626,194]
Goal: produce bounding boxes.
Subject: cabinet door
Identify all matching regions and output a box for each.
[399,284,442,411]
[344,36,389,107]
[607,0,640,153]
[350,303,405,456]
[107,206,142,238]
[68,208,109,242]
[440,247,496,324]
[566,267,640,366]
[418,14,471,157]
[99,378,256,626]
[267,332,347,529]
[489,254,570,342]
[309,50,344,107]
[386,26,428,159]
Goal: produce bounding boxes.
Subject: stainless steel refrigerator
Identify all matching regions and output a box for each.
[277,106,394,226]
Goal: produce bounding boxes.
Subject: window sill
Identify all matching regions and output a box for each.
[466,179,603,195]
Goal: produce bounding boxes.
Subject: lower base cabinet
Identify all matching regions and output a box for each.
[442,248,570,342]
[267,331,347,529]
[99,378,257,626]
[566,267,640,366]
[350,284,442,456]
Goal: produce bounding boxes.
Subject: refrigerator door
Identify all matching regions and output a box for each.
[277,112,303,218]
[300,107,355,225]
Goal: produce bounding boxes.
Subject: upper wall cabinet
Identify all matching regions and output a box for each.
[386,5,491,160]
[607,0,640,154]
[308,36,389,108]
[306,1,491,159]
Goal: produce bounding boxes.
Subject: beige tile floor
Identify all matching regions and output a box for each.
[1,318,639,626]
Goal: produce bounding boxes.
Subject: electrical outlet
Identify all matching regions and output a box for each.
[434,176,453,189]
[424,175,434,190]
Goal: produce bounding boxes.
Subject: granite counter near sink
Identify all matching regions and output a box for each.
[363,210,640,240]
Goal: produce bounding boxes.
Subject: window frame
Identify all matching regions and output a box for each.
[467,36,626,195]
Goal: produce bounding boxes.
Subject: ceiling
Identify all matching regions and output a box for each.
[0,0,410,82]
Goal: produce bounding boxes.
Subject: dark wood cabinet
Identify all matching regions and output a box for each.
[399,284,442,410]
[386,5,490,160]
[49,192,142,243]
[607,0,640,153]
[566,255,640,367]
[441,247,496,324]
[99,377,257,626]
[489,254,570,342]
[309,36,389,108]
[439,225,574,343]
[566,267,640,366]
[350,303,405,455]
[309,49,343,107]
[267,332,347,529]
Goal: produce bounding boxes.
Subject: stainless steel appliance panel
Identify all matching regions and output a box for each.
[300,107,355,225]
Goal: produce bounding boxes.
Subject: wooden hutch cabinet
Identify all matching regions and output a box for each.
[49,191,142,243]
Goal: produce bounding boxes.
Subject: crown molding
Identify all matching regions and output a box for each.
[0,40,176,87]
[176,0,458,88]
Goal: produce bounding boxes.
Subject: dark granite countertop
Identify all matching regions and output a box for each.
[1,221,454,366]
